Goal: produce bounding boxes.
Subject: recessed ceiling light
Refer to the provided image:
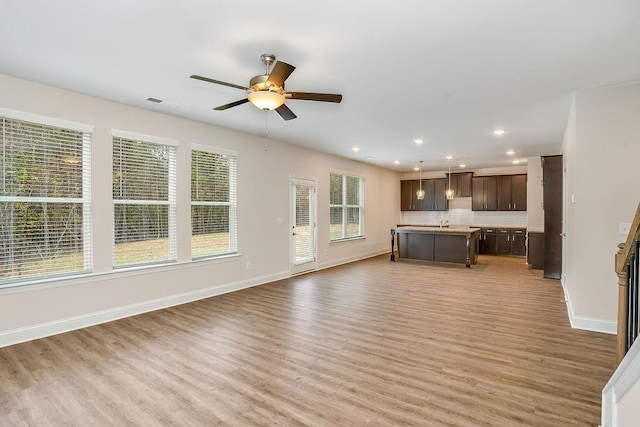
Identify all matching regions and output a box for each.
[414,139,424,145]
[513,159,520,164]
[494,129,506,136]
[352,146,360,152]
[393,160,400,165]
[506,150,515,155]
[459,164,466,168]
[414,166,420,171]
[445,156,453,160]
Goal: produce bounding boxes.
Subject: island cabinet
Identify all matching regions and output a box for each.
[400,180,423,211]
[498,174,527,211]
[446,172,473,198]
[472,176,498,211]
[391,226,480,267]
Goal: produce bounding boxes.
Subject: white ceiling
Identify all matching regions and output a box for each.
[1,1,639,172]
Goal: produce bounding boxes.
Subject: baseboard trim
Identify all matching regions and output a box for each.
[0,271,289,349]
[561,277,616,334]
[0,249,392,348]
[316,249,389,271]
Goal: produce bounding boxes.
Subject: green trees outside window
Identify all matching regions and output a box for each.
[0,117,91,284]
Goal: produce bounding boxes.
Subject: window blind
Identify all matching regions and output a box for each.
[191,146,238,259]
[0,116,92,284]
[112,135,177,267]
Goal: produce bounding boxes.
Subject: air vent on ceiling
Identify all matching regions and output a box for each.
[146,97,163,103]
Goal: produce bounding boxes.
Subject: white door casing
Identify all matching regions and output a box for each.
[291,177,317,274]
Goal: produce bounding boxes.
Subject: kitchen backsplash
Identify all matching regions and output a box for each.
[400,198,527,227]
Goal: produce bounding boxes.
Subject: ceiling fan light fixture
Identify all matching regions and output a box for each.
[248,91,285,111]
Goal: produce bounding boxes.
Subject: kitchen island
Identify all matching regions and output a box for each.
[390,226,481,267]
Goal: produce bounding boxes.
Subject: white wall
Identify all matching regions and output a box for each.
[617,379,640,427]
[0,74,400,346]
[526,157,544,232]
[563,81,640,333]
[602,340,640,427]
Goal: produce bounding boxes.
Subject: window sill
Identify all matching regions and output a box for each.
[329,235,366,244]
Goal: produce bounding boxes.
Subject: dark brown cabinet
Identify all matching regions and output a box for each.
[542,155,563,279]
[479,228,497,254]
[479,227,526,256]
[446,172,473,198]
[527,232,544,269]
[424,178,448,211]
[511,228,526,256]
[400,180,423,211]
[472,176,498,211]
[401,179,447,211]
[498,174,527,211]
[496,229,511,254]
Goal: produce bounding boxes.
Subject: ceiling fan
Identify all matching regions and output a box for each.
[190,53,342,121]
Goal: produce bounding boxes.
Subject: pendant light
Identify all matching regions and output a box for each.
[416,161,425,200]
[446,160,454,200]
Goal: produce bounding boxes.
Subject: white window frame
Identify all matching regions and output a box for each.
[0,108,93,285]
[329,171,365,241]
[111,129,178,268]
[190,144,238,259]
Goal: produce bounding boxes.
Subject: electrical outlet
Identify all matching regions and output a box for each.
[246,262,252,270]
[276,216,283,225]
[620,223,632,236]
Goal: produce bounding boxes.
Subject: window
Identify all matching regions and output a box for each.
[190,145,237,259]
[0,113,92,284]
[330,172,364,240]
[112,131,177,267]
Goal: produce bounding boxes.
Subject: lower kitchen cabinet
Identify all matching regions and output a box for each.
[527,232,544,269]
[479,228,497,254]
[479,227,526,256]
[511,229,526,256]
[496,229,511,255]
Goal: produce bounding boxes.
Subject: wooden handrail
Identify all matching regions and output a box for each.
[616,202,640,274]
[615,201,640,364]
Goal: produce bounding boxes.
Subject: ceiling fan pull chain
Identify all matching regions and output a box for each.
[264,110,269,151]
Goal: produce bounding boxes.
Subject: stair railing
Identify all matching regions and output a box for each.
[615,202,640,364]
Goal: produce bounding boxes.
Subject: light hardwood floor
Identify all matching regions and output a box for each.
[0,255,616,426]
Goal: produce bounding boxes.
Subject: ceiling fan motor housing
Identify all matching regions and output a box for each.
[249,74,284,93]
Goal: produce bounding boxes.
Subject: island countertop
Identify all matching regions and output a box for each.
[395,225,481,234]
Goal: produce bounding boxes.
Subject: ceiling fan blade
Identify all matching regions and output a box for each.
[267,61,296,87]
[275,104,297,121]
[287,92,342,103]
[190,75,248,91]
[214,98,249,110]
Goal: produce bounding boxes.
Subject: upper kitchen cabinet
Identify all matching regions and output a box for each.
[498,174,527,211]
[472,176,498,211]
[400,180,424,211]
[446,172,473,198]
[424,178,448,211]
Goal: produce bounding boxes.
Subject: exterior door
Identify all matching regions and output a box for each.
[291,178,317,274]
